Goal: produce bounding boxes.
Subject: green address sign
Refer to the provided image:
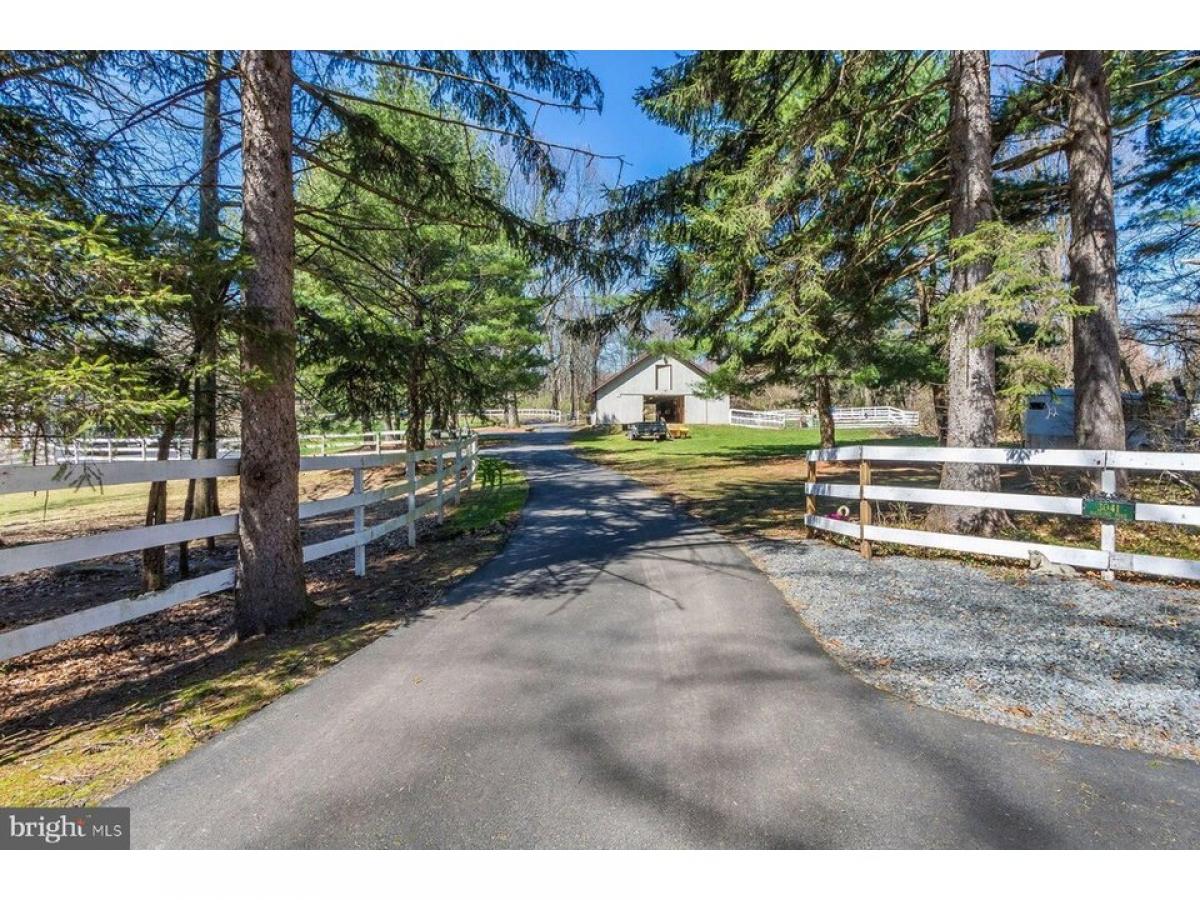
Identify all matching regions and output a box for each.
[1081,495,1136,523]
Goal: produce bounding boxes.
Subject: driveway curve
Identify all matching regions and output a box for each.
[116,428,1200,848]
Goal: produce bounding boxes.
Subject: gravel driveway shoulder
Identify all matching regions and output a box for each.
[744,538,1200,761]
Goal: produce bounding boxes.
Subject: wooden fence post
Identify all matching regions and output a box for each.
[859,457,873,560]
[1100,455,1116,581]
[803,456,817,538]
[353,467,366,577]
[406,455,417,548]
[436,449,445,524]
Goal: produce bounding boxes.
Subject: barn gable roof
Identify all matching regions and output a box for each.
[590,353,713,399]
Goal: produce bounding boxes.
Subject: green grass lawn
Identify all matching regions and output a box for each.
[438,460,527,538]
[0,478,196,522]
[572,423,905,464]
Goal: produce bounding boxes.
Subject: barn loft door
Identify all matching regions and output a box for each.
[655,364,672,392]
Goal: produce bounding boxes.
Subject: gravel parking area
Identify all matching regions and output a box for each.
[745,538,1200,761]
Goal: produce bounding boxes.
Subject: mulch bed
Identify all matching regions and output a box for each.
[0,479,497,742]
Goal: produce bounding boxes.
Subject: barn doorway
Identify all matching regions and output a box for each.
[643,395,684,423]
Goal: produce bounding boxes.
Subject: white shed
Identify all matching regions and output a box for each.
[589,353,730,426]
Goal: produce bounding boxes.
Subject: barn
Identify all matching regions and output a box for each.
[589,353,730,426]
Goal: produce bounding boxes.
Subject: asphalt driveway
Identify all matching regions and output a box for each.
[115,428,1200,848]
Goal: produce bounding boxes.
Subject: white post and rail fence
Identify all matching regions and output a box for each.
[479,408,563,424]
[729,409,789,429]
[729,406,920,431]
[1,413,560,466]
[0,436,479,662]
[0,430,411,466]
[803,445,1200,582]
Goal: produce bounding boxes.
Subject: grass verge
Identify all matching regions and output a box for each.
[0,461,527,807]
[571,424,905,537]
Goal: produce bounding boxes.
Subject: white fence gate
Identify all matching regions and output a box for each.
[0,436,478,661]
[803,444,1200,581]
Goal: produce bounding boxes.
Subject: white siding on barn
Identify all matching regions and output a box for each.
[611,393,644,424]
[684,393,730,425]
[591,354,730,425]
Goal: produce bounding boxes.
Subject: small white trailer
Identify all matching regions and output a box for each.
[1023,388,1181,450]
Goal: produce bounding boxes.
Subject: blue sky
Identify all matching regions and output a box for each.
[532,51,695,186]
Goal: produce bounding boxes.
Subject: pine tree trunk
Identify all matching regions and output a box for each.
[431,397,448,432]
[816,373,835,449]
[178,413,199,579]
[930,50,1009,536]
[1066,51,1126,469]
[505,395,520,428]
[405,385,426,450]
[915,269,950,445]
[236,49,307,637]
[194,49,224,553]
[405,304,427,450]
[931,383,949,445]
[141,421,177,593]
[404,365,424,452]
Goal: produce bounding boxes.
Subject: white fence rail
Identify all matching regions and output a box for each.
[729,409,788,429]
[831,407,919,429]
[1,430,412,466]
[729,406,919,431]
[479,408,563,424]
[0,437,478,661]
[803,445,1200,582]
[766,409,815,427]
